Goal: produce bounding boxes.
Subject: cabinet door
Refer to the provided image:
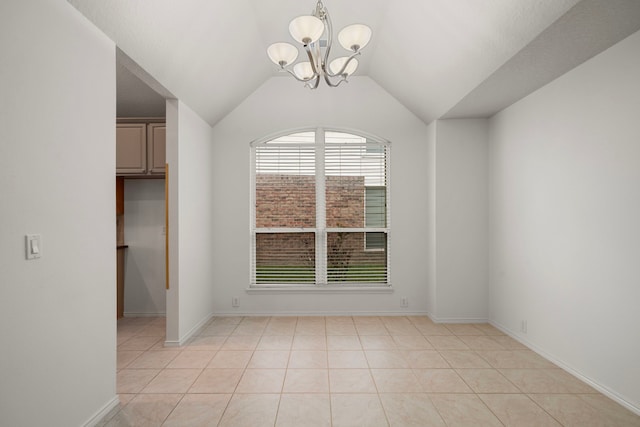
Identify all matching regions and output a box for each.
[148,123,166,174]
[116,124,147,174]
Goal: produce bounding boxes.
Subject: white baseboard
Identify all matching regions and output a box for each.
[164,312,215,347]
[211,310,430,317]
[123,312,166,317]
[421,310,489,324]
[428,315,489,324]
[490,320,640,416]
[83,395,120,427]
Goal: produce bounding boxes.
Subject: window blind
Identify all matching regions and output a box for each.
[254,232,316,284]
[253,133,316,285]
[254,137,316,228]
[324,132,388,284]
[251,130,389,286]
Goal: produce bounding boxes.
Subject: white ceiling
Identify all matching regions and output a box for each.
[68,0,640,125]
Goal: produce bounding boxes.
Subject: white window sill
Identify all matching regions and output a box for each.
[246,285,394,294]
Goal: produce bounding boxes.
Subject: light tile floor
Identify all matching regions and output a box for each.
[100,316,640,426]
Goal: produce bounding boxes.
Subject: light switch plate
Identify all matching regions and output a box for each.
[25,234,42,260]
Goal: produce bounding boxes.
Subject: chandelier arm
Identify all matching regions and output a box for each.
[282,67,317,83]
[324,51,361,78]
[323,73,348,88]
[307,75,321,89]
[320,2,334,75]
[303,44,321,77]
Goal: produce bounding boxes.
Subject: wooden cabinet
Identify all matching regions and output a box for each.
[116,176,126,319]
[116,124,147,174]
[116,121,165,176]
[116,177,125,246]
[117,248,125,319]
[147,123,166,174]
[116,177,125,215]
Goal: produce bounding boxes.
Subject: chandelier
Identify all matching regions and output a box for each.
[266,0,372,89]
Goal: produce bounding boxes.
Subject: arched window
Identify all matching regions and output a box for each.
[250,129,390,287]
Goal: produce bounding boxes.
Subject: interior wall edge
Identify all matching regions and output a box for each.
[173,312,216,347]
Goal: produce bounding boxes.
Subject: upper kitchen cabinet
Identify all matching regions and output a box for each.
[116,121,165,176]
[116,124,146,174]
[147,123,166,174]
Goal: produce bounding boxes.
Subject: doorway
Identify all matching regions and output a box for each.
[116,51,169,322]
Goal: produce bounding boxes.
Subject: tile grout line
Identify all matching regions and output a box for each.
[112,315,638,426]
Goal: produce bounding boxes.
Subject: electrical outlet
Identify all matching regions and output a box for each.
[521,320,527,334]
[232,297,239,307]
[401,297,408,308]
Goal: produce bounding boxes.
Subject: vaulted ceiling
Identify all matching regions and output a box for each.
[68,0,640,126]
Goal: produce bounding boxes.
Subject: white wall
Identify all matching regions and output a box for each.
[165,100,216,344]
[432,119,489,321]
[0,1,117,426]
[124,179,166,316]
[210,76,430,314]
[489,30,640,411]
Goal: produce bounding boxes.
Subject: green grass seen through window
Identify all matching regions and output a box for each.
[256,265,386,284]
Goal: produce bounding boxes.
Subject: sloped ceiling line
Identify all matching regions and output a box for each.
[68,0,640,126]
[444,0,640,119]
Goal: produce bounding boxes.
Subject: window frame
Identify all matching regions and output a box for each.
[250,127,391,288]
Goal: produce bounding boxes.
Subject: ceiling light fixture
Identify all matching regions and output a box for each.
[266,0,372,89]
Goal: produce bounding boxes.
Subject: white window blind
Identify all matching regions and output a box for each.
[254,138,316,228]
[325,132,388,284]
[253,132,316,284]
[365,187,386,251]
[251,129,389,287]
